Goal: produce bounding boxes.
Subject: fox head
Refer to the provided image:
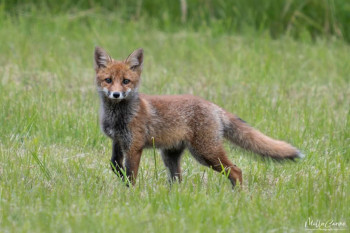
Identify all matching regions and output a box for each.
[94,47,143,101]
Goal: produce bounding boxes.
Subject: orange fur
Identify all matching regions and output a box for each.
[94,47,302,187]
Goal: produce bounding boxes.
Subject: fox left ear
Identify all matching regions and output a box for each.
[94,46,112,71]
[125,48,143,73]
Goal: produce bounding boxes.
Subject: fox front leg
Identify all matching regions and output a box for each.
[110,140,125,179]
[124,149,143,186]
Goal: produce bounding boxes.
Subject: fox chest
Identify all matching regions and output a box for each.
[101,115,132,150]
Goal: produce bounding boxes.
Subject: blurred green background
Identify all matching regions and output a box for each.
[1,0,350,43]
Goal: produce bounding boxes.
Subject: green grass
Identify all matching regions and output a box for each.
[0,12,349,233]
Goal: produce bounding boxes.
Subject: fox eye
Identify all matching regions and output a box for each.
[122,79,130,85]
[105,78,112,84]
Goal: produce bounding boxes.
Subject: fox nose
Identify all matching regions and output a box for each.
[113,92,121,98]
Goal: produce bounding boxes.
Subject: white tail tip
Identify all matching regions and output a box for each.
[297,152,306,159]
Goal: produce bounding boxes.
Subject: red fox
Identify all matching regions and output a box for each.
[94,47,304,187]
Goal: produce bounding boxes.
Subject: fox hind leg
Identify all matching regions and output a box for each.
[161,145,185,182]
[188,142,242,187]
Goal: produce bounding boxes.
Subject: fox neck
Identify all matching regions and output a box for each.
[100,92,140,121]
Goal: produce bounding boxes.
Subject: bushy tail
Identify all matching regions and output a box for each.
[222,112,303,160]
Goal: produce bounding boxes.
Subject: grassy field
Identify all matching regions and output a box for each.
[0,11,349,233]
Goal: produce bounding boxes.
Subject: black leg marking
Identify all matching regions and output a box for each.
[161,145,185,182]
[110,140,125,179]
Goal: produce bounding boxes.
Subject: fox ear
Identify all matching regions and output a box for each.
[125,48,143,73]
[94,46,112,70]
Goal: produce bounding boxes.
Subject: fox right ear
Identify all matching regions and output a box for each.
[94,46,112,70]
[125,48,143,73]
